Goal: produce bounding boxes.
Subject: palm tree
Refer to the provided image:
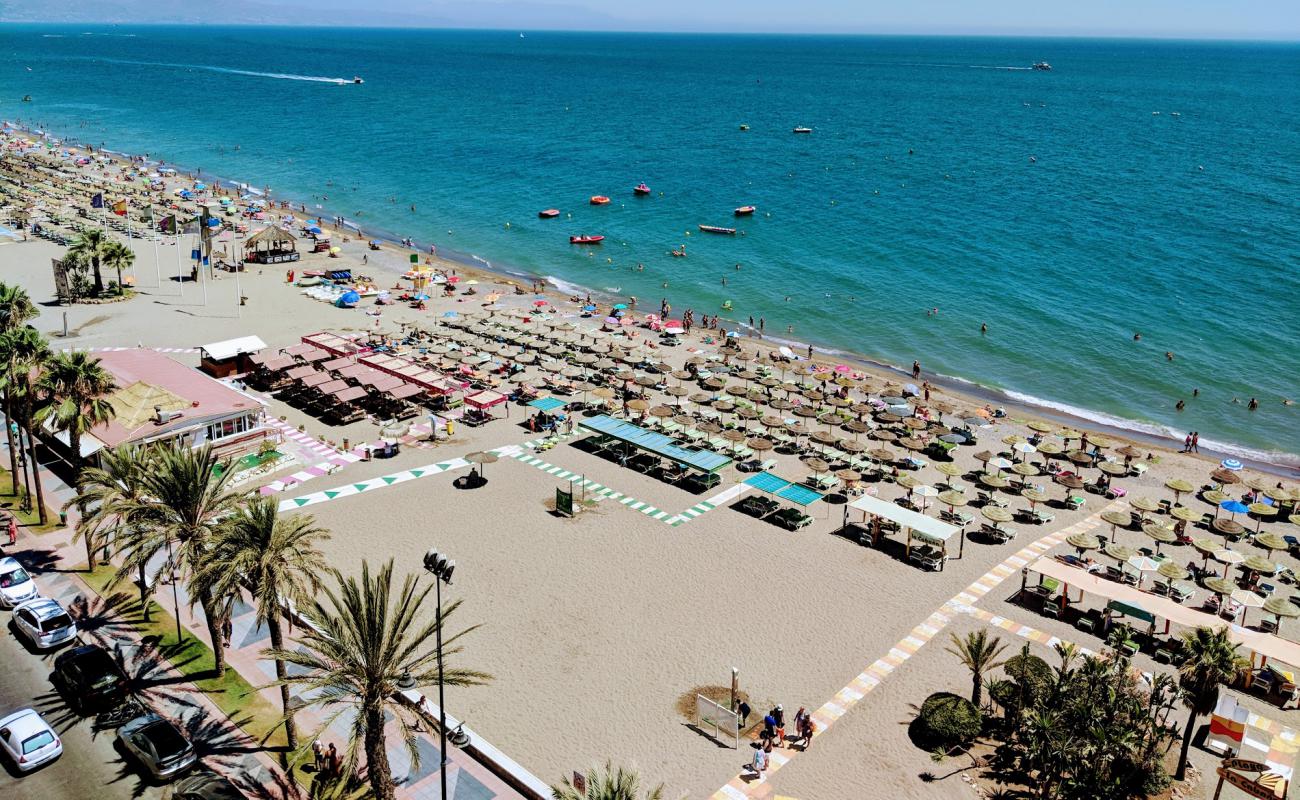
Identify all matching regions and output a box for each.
[101,239,135,294]
[552,762,664,800]
[0,282,37,485]
[0,326,52,524]
[107,443,244,675]
[266,560,490,800]
[1175,626,1247,780]
[34,350,117,478]
[67,228,112,296]
[191,497,329,751]
[69,444,159,586]
[946,629,1008,708]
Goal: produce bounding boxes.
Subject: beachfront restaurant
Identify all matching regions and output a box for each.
[40,349,269,466]
[244,225,299,264]
[845,494,963,571]
[577,414,732,491]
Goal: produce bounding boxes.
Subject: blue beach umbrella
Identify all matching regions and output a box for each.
[612,303,628,310]
[583,304,597,312]
[307,226,322,235]
[413,293,429,301]
[1220,500,1249,518]
[336,290,361,307]
[1221,458,1244,471]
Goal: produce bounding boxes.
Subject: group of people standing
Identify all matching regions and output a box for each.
[309,740,345,795]
[738,702,817,775]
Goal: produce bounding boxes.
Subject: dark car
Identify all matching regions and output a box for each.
[52,644,128,713]
[172,770,247,800]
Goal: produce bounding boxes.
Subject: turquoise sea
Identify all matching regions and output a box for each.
[3,26,1298,468]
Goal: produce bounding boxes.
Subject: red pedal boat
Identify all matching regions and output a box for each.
[590,195,610,205]
[538,209,560,218]
[633,183,651,195]
[570,235,605,244]
[734,206,756,216]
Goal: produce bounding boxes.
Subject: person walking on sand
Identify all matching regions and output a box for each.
[751,742,767,774]
[761,712,776,743]
[1183,433,1192,453]
[772,704,786,746]
[1192,431,1200,453]
[912,360,921,379]
[737,700,751,727]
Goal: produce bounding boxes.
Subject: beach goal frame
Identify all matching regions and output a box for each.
[695,694,740,748]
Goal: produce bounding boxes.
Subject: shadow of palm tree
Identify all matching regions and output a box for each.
[179,705,264,762]
[14,546,63,574]
[66,589,144,638]
[29,686,83,734]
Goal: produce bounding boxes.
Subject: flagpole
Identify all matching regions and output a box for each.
[149,205,161,289]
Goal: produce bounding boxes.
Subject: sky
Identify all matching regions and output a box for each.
[3,0,1298,39]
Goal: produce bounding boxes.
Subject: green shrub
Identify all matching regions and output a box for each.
[913,692,982,750]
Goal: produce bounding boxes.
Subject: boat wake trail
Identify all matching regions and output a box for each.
[57,56,354,84]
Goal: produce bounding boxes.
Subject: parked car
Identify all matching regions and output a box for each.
[172,770,247,800]
[0,556,37,608]
[0,708,63,771]
[52,644,128,713]
[11,597,77,650]
[117,713,197,780]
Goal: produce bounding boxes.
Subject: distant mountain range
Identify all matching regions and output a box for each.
[0,0,629,29]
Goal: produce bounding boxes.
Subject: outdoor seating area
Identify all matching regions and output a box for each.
[734,472,824,530]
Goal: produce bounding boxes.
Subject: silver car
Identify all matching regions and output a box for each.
[117,713,197,781]
[0,556,37,609]
[0,707,63,772]
[11,597,76,650]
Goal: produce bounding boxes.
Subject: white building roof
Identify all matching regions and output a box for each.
[200,335,267,361]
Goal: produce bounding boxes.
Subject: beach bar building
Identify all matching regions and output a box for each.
[199,334,267,377]
[42,349,270,464]
[847,494,962,570]
[244,225,299,264]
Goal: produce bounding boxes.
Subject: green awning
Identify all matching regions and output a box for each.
[1107,599,1155,624]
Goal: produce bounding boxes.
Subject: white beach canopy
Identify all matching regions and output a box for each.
[848,494,963,561]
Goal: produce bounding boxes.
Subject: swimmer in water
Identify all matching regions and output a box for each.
[1248,397,1259,410]
[981,323,987,334]
[1176,400,1185,411]
[1166,351,1174,361]
[1192,388,1199,397]
[1134,333,1141,341]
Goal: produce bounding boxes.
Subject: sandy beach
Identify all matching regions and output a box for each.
[2,145,1299,800]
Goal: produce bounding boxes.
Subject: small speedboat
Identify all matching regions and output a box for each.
[538,209,560,218]
[590,195,610,205]
[734,206,756,216]
[570,235,605,244]
[633,183,651,195]
[353,76,364,84]
[1032,62,1051,71]
[739,124,750,131]
[698,225,736,235]
[793,126,813,134]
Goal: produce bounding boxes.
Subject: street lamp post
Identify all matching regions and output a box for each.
[416,548,467,800]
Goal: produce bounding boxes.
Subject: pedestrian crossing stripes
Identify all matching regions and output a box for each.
[707,500,1121,799]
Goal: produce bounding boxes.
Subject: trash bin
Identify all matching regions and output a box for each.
[59,510,68,526]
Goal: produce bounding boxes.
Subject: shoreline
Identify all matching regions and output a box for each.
[12,122,1298,478]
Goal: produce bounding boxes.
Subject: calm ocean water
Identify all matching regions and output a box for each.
[4,26,1298,466]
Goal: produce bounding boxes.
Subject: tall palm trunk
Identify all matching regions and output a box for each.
[267,614,297,751]
[22,415,47,525]
[363,705,395,800]
[3,393,17,488]
[198,589,227,677]
[92,256,104,295]
[138,563,151,622]
[68,428,82,480]
[1176,710,1198,780]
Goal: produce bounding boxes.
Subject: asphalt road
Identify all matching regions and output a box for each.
[0,608,166,800]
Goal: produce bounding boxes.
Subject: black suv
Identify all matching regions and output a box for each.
[51,644,128,712]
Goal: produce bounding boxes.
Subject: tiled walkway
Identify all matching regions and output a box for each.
[709,501,1121,799]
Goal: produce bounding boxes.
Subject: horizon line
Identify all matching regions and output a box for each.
[6,21,1300,42]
